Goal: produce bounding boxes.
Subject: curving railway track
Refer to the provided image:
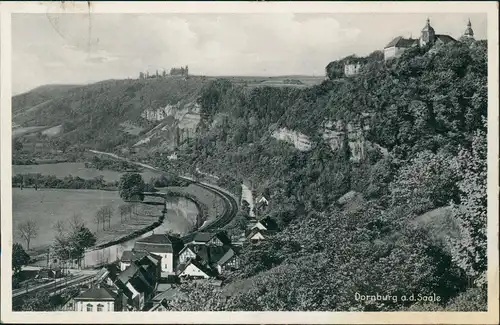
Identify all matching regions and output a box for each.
[88,150,239,238]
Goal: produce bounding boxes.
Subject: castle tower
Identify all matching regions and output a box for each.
[419,18,436,47]
[463,19,474,39]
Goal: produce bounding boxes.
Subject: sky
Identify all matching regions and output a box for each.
[12,13,487,95]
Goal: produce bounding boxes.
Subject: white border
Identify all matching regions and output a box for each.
[1,1,498,324]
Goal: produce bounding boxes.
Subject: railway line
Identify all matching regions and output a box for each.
[88,150,240,238]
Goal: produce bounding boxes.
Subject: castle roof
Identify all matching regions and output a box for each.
[435,34,457,44]
[464,19,474,37]
[384,36,418,49]
[421,18,435,33]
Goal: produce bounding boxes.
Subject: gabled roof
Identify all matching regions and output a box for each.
[117,262,140,284]
[384,36,418,49]
[121,250,149,262]
[435,34,457,44]
[246,228,276,240]
[136,234,173,245]
[191,231,231,245]
[134,242,173,253]
[133,234,184,254]
[192,232,217,243]
[216,248,238,266]
[179,243,232,266]
[152,287,187,303]
[197,245,232,265]
[74,287,117,301]
[177,258,218,278]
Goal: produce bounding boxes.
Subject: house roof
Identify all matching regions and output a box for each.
[191,231,231,245]
[177,258,218,278]
[121,250,149,262]
[197,245,232,265]
[134,242,173,253]
[192,232,217,243]
[384,36,418,49]
[180,243,233,266]
[246,228,276,240]
[435,34,457,44]
[152,287,187,303]
[216,248,237,266]
[74,287,117,301]
[117,262,141,284]
[136,234,173,245]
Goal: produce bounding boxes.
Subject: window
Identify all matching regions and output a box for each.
[97,304,104,312]
[86,304,93,312]
[108,302,110,311]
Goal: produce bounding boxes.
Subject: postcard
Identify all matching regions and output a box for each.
[1,1,498,324]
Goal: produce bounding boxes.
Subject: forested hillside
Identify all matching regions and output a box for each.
[151,39,487,311]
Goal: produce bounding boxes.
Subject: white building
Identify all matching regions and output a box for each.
[133,234,182,274]
[73,287,123,312]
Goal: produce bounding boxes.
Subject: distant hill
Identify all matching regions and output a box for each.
[12,77,209,152]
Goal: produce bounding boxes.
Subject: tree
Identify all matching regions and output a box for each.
[52,225,96,268]
[12,243,30,274]
[95,205,113,231]
[68,213,85,232]
[18,220,39,250]
[451,126,487,286]
[52,220,66,236]
[118,173,145,201]
[118,204,129,223]
[389,150,460,214]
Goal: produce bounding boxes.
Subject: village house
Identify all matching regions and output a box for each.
[73,286,124,312]
[384,18,466,60]
[148,287,187,311]
[177,243,240,275]
[133,234,184,274]
[215,246,241,274]
[246,228,273,241]
[177,257,218,280]
[251,216,279,233]
[254,194,270,215]
[113,256,160,311]
[119,250,149,271]
[94,264,120,288]
[185,231,232,247]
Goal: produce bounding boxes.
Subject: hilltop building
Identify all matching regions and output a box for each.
[344,62,363,77]
[462,19,475,40]
[384,18,469,60]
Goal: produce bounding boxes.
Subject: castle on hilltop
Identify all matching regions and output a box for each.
[383,18,474,60]
[139,66,189,79]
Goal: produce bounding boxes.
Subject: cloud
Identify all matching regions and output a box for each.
[11,13,487,95]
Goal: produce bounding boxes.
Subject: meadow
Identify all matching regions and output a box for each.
[13,162,161,183]
[12,188,125,250]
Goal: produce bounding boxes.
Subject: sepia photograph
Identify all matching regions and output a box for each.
[1,1,498,324]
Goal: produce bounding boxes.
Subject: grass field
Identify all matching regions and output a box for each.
[13,162,161,183]
[12,188,126,250]
[13,187,200,255]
